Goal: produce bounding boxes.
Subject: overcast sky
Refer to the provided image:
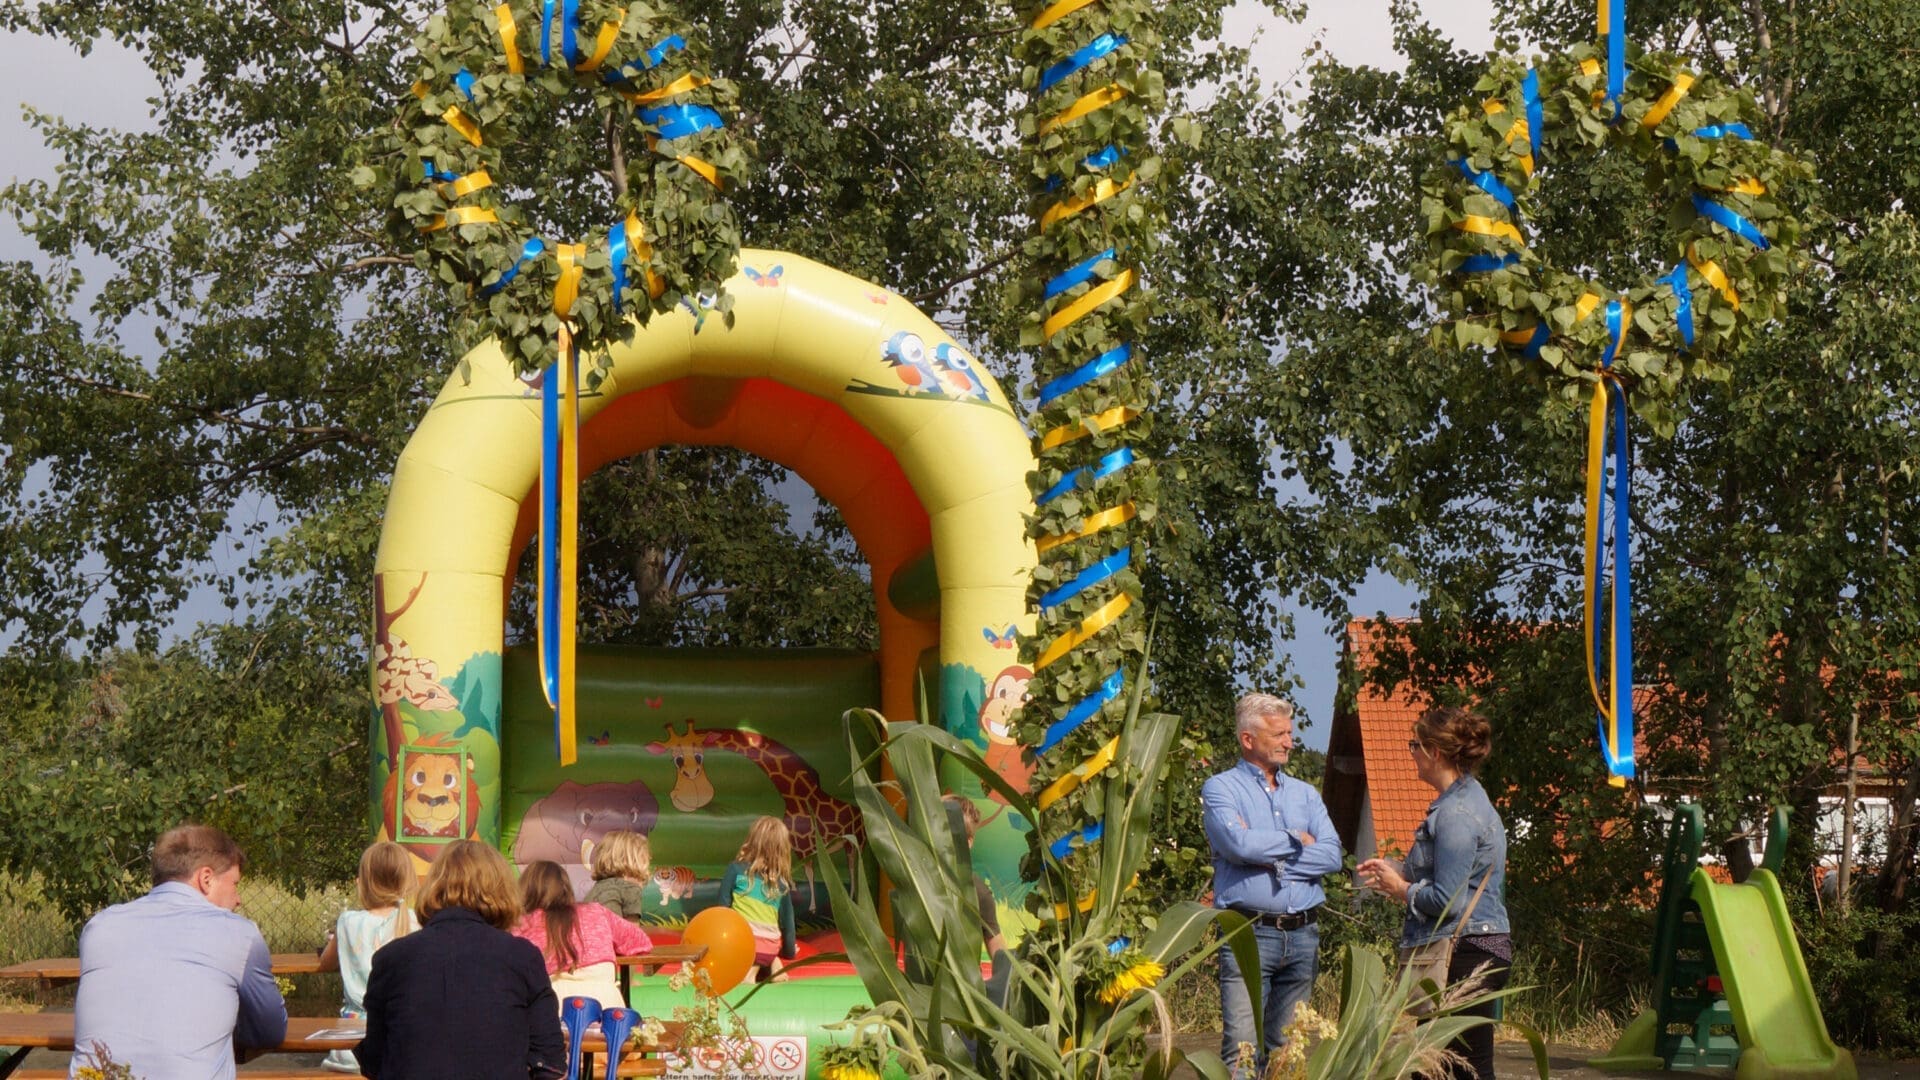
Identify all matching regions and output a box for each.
[0,1,1499,747]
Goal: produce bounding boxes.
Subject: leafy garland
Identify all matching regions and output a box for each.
[1010,0,1164,885]
[1422,44,1811,431]
[379,0,749,375]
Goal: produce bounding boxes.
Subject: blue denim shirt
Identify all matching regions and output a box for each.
[1203,760,1344,915]
[73,881,287,1080]
[1400,774,1510,947]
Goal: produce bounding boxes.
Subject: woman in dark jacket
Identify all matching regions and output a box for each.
[1358,706,1512,1080]
[356,840,566,1080]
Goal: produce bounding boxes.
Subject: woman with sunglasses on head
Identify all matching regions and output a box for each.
[1357,706,1511,1080]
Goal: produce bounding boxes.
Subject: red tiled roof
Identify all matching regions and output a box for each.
[1345,619,1431,855]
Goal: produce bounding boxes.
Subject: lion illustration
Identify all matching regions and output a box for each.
[379,732,482,845]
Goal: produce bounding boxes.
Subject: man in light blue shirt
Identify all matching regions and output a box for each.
[72,824,287,1080]
[1203,693,1342,1078]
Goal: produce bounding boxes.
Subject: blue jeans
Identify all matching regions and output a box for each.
[1218,921,1320,1077]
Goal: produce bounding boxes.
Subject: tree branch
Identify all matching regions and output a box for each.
[908,251,1018,305]
[22,363,377,444]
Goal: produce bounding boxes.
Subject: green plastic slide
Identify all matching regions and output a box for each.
[1689,867,1856,1080]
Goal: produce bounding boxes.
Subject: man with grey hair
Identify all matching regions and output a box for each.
[1203,692,1341,1078]
[72,824,286,1079]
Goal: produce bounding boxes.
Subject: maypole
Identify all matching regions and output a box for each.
[1010,0,1164,900]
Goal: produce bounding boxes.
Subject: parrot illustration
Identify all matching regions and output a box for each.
[933,342,990,402]
[881,331,943,395]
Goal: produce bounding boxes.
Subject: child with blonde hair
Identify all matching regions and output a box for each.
[317,841,417,1073]
[722,816,796,982]
[513,859,652,1009]
[582,829,652,921]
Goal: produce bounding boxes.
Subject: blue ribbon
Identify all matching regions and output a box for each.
[1043,248,1116,301]
[1663,263,1694,348]
[539,349,562,711]
[561,0,580,66]
[1045,145,1126,191]
[1038,451,1136,508]
[1605,3,1625,117]
[1692,193,1770,249]
[1515,321,1548,358]
[481,238,547,297]
[1038,33,1127,93]
[421,159,460,183]
[541,0,556,65]
[1601,300,1627,369]
[1049,820,1105,859]
[454,68,477,100]
[1523,69,1543,159]
[1452,159,1515,209]
[1041,669,1126,752]
[1596,380,1635,780]
[1693,123,1753,141]
[605,35,688,84]
[638,103,724,141]
[608,221,630,314]
[1038,342,1132,406]
[1038,546,1132,609]
[1460,252,1519,274]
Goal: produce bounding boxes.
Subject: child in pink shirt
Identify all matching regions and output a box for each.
[513,860,652,1009]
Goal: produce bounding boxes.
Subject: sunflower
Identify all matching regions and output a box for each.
[1097,957,1166,1004]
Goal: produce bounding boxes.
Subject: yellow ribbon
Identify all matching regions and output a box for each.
[627,73,710,106]
[579,10,625,71]
[1039,84,1128,135]
[1715,178,1767,196]
[1641,72,1694,130]
[1041,175,1132,231]
[677,155,721,188]
[1501,325,1544,348]
[1482,100,1534,176]
[1575,291,1602,324]
[1581,375,1625,730]
[1040,406,1137,450]
[443,106,484,147]
[1454,215,1524,244]
[1034,593,1131,672]
[1578,58,1607,107]
[557,324,580,766]
[439,170,494,200]
[1036,735,1119,811]
[494,4,524,74]
[1687,243,1740,309]
[553,243,586,317]
[1043,268,1135,339]
[624,211,666,298]
[1031,0,1101,30]
[1036,501,1136,554]
[422,206,499,231]
[1051,876,1139,920]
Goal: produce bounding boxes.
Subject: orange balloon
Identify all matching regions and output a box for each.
[682,906,755,995]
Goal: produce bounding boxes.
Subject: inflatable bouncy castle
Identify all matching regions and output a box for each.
[369,252,1037,1072]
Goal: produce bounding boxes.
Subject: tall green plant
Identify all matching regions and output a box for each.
[815,644,1541,1079]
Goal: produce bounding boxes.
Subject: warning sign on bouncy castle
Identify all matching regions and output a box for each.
[662,1036,808,1079]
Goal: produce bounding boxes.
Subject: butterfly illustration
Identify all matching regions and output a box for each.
[983,625,1018,649]
[864,291,890,305]
[645,696,663,709]
[586,730,613,746]
[743,264,784,287]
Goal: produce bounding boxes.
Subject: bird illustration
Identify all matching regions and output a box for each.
[933,342,990,402]
[881,332,943,395]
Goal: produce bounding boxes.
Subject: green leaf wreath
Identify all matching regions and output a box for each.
[1422,43,1813,430]
[381,0,750,375]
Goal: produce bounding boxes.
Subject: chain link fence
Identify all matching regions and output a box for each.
[0,873,351,1014]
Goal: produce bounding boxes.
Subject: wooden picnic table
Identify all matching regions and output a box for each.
[613,942,704,998]
[0,1013,686,1077]
[0,953,327,990]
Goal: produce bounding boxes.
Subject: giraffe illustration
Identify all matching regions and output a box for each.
[645,719,864,865]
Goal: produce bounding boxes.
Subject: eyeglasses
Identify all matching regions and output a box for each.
[1407,738,1424,754]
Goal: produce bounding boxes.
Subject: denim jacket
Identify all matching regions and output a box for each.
[1399,775,1509,947]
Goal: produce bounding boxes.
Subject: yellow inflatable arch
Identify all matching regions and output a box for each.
[370,250,1035,852]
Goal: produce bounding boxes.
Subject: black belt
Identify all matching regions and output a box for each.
[1232,906,1319,931]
